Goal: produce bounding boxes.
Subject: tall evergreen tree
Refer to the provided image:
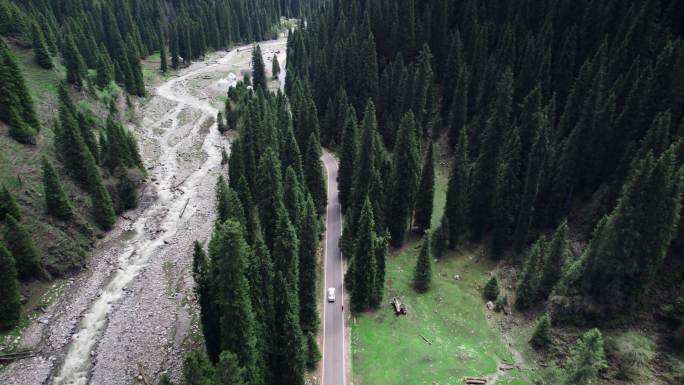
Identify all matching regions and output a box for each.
[159,29,168,74]
[272,271,306,385]
[42,157,73,220]
[192,240,220,363]
[252,45,267,92]
[564,329,607,385]
[0,243,21,330]
[515,236,545,310]
[31,21,52,69]
[338,106,358,211]
[349,198,377,312]
[298,195,319,336]
[492,128,522,257]
[304,132,326,213]
[539,220,570,297]
[170,23,180,70]
[214,351,247,385]
[444,124,469,247]
[63,35,87,88]
[530,313,552,349]
[216,176,245,226]
[272,55,280,79]
[413,234,433,293]
[91,181,117,231]
[387,111,421,246]
[3,215,41,280]
[414,142,435,233]
[255,148,285,250]
[0,185,21,221]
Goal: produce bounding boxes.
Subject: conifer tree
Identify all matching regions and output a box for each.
[283,167,305,232]
[272,271,306,385]
[272,209,300,293]
[448,68,468,147]
[492,128,522,257]
[530,313,552,349]
[42,157,73,220]
[0,185,21,221]
[0,39,40,138]
[280,124,304,183]
[350,198,377,312]
[192,240,220,363]
[372,232,388,307]
[170,23,179,70]
[272,55,280,79]
[7,107,37,144]
[214,351,247,385]
[299,195,319,336]
[209,220,263,384]
[158,374,175,385]
[0,243,21,330]
[539,220,569,297]
[216,176,245,226]
[444,124,469,247]
[413,234,433,293]
[31,22,52,69]
[305,331,321,369]
[63,35,87,88]
[252,45,267,92]
[338,107,358,211]
[564,329,607,385]
[183,351,215,385]
[91,182,117,231]
[96,49,114,89]
[414,142,435,233]
[304,132,326,213]
[483,276,500,301]
[515,237,545,310]
[388,111,420,246]
[255,147,285,250]
[160,39,168,74]
[3,215,41,280]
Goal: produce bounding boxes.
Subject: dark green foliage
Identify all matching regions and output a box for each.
[170,23,179,70]
[303,132,326,213]
[63,35,87,88]
[530,313,552,349]
[299,195,319,334]
[414,142,435,233]
[0,39,39,142]
[96,48,115,89]
[305,332,321,369]
[255,148,285,250]
[0,185,21,221]
[272,209,300,292]
[564,329,607,385]
[91,181,117,230]
[158,374,175,385]
[515,237,545,310]
[444,125,468,247]
[183,351,215,385]
[8,107,37,144]
[338,106,358,211]
[3,215,41,280]
[388,111,421,246]
[251,45,267,92]
[31,22,52,69]
[483,276,500,301]
[272,55,280,80]
[413,234,433,293]
[349,198,377,312]
[214,351,247,385]
[491,128,522,257]
[193,241,220,363]
[539,221,570,298]
[216,176,244,226]
[272,271,306,385]
[217,111,225,133]
[42,157,74,220]
[0,243,21,330]
[283,167,305,232]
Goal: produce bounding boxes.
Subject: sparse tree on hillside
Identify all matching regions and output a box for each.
[252,45,267,91]
[564,328,607,385]
[31,22,52,69]
[530,313,552,349]
[42,157,74,220]
[0,243,21,330]
[3,214,41,280]
[483,276,500,301]
[414,234,433,293]
[0,185,21,221]
[515,237,546,310]
[272,55,280,79]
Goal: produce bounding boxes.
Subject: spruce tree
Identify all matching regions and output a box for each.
[170,23,180,70]
[96,49,114,89]
[3,215,41,280]
[413,234,433,293]
[0,185,21,221]
[245,233,274,380]
[0,243,21,330]
[304,132,327,213]
[63,35,87,88]
[192,240,220,363]
[491,128,522,258]
[7,107,36,144]
[350,198,377,312]
[388,111,421,246]
[272,55,280,79]
[31,22,52,69]
[564,329,607,385]
[414,142,435,233]
[91,182,117,231]
[444,124,469,247]
[283,167,305,232]
[160,41,168,74]
[338,107,358,211]
[299,195,319,336]
[515,236,545,310]
[483,276,500,301]
[448,68,468,147]
[272,271,306,385]
[0,39,40,132]
[255,147,285,250]
[42,157,74,220]
[272,208,300,293]
[214,351,247,385]
[530,313,552,349]
[252,45,267,91]
[539,220,569,298]
[305,331,321,369]
[372,232,388,307]
[209,220,263,384]
[216,176,245,226]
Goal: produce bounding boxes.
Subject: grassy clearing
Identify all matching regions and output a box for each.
[351,144,546,384]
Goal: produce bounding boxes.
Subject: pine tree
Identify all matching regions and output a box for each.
[216,176,245,226]
[63,35,87,88]
[183,351,215,385]
[304,132,326,213]
[338,106,358,211]
[42,157,73,220]
[413,234,433,293]
[160,39,168,74]
[214,351,247,385]
[448,68,468,147]
[31,22,52,69]
[305,331,321,369]
[7,107,36,144]
[3,215,41,280]
[483,276,500,301]
[209,220,263,384]
[515,236,545,310]
[96,48,114,89]
[0,243,21,330]
[492,128,522,257]
[539,220,569,297]
[252,45,267,91]
[350,198,377,312]
[283,167,305,232]
[170,23,180,70]
[272,271,306,385]
[564,329,607,385]
[388,111,421,246]
[444,124,469,247]
[0,39,39,140]
[192,241,220,363]
[299,195,320,336]
[272,55,280,79]
[272,209,300,293]
[255,148,285,250]
[530,313,552,349]
[91,182,117,231]
[372,232,388,307]
[0,185,21,221]
[414,142,435,233]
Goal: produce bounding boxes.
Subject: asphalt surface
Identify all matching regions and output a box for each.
[321,150,345,385]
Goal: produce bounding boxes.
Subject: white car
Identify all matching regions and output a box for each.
[327,288,336,302]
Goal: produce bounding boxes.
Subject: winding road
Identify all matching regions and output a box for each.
[321,150,346,385]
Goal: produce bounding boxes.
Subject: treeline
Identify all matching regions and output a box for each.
[286,0,684,343]
[181,48,325,385]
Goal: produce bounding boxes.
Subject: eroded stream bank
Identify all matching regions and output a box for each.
[0,34,288,385]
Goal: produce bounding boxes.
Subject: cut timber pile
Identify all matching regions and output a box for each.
[463,377,487,384]
[392,297,407,315]
[0,350,35,363]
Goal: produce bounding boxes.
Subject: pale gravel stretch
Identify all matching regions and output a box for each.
[0,33,288,385]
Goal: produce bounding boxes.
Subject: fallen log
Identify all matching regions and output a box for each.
[179,198,190,218]
[392,297,407,315]
[420,334,432,345]
[0,350,35,363]
[463,378,487,384]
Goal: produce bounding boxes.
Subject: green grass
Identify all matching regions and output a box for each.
[351,155,546,385]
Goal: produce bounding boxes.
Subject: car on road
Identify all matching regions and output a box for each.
[327,288,336,302]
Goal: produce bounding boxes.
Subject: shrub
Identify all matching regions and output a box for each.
[483,276,500,301]
[530,313,552,349]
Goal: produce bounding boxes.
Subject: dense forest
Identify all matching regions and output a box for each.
[285,0,684,382]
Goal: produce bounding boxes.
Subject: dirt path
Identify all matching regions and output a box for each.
[0,34,288,385]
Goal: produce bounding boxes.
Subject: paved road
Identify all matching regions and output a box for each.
[321,150,345,385]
